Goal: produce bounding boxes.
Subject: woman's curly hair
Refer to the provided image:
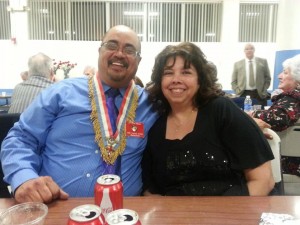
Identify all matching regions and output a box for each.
[146,42,223,115]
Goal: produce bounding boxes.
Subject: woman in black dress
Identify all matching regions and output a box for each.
[142,42,275,196]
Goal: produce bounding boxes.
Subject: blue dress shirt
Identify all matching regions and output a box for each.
[1,77,158,197]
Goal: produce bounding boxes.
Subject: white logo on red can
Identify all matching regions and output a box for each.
[95,174,123,218]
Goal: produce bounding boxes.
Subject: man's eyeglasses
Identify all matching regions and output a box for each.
[101,41,141,58]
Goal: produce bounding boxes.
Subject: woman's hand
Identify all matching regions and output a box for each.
[252,118,273,140]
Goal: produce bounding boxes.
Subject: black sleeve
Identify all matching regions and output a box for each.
[141,138,152,193]
[141,116,165,195]
[214,97,274,170]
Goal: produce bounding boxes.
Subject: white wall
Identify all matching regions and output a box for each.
[0,40,276,91]
[0,0,278,90]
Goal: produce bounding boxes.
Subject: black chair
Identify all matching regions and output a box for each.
[0,113,21,197]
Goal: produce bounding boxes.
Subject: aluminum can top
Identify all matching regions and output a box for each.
[105,209,139,225]
[97,174,121,185]
[69,204,102,222]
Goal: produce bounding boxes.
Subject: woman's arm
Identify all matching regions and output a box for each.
[252,95,300,131]
[251,118,273,140]
[244,161,275,196]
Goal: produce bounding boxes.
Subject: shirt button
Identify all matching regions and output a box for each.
[95,150,99,154]
[86,173,91,177]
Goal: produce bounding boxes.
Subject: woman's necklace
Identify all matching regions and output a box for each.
[173,109,197,131]
[167,108,198,139]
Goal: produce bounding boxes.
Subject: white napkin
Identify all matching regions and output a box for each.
[259,212,300,225]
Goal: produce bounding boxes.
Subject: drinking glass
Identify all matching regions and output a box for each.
[253,105,262,110]
[0,202,48,225]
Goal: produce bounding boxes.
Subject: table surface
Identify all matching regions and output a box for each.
[1,196,300,224]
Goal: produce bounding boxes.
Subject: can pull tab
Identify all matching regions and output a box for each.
[110,214,134,223]
[74,208,96,219]
[122,214,134,221]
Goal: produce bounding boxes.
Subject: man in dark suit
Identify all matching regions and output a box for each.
[231,43,271,106]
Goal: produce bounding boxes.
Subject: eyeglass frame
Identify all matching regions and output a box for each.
[101,41,141,58]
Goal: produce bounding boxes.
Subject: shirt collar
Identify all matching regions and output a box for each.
[245,57,255,62]
[102,82,126,97]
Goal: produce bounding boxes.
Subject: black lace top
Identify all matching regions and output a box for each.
[142,97,274,196]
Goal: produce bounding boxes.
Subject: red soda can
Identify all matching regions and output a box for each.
[105,209,141,225]
[68,204,105,225]
[94,174,123,218]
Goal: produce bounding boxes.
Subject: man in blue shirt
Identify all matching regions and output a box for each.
[1,25,158,203]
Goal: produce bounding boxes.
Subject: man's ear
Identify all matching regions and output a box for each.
[50,69,55,81]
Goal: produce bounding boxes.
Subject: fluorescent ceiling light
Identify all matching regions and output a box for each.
[40,8,49,14]
[123,11,159,16]
[149,12,159,16]
[246,12,260,16]
[7,5,30,12]
[206,33,216,37]
[124,11,143,16]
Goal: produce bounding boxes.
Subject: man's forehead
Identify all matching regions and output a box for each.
[105,26,135,39]
[104,32,140,49]
[245,45,254,50]
[114,25,132,33]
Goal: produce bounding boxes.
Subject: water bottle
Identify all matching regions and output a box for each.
[244,95,252,112]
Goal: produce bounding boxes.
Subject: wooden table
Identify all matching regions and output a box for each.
[1,196,300,224]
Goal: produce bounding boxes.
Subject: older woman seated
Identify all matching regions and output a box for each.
[250,54,300,131]
[250,54,300,177]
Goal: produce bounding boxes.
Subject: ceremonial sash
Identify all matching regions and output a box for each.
[89,74,138,164]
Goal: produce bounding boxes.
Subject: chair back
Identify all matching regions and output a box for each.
[277,119,300,157]
[0,113,21,144]
[265,128,281,182]
[265,128,284,195]
[0,113,21,197]
[276,119,300,195]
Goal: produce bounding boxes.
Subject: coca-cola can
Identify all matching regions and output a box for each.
[105,209,141,225]
[95,174,123,218]
[68,204,105,225]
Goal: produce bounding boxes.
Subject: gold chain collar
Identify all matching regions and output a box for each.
[88,75,138,164]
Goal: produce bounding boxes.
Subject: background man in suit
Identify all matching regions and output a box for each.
[231,43,271,106]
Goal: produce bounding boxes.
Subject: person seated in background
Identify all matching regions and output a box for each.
[250,54,300,132]
[8,53,54,114]
[83,65,96,76]
[250,54,300,178]
[142,42,275,197]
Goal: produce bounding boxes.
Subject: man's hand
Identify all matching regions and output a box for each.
[252,118,273,140]
[14,176,69,203]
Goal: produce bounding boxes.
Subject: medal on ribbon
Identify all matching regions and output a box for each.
[89,74,138,164]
